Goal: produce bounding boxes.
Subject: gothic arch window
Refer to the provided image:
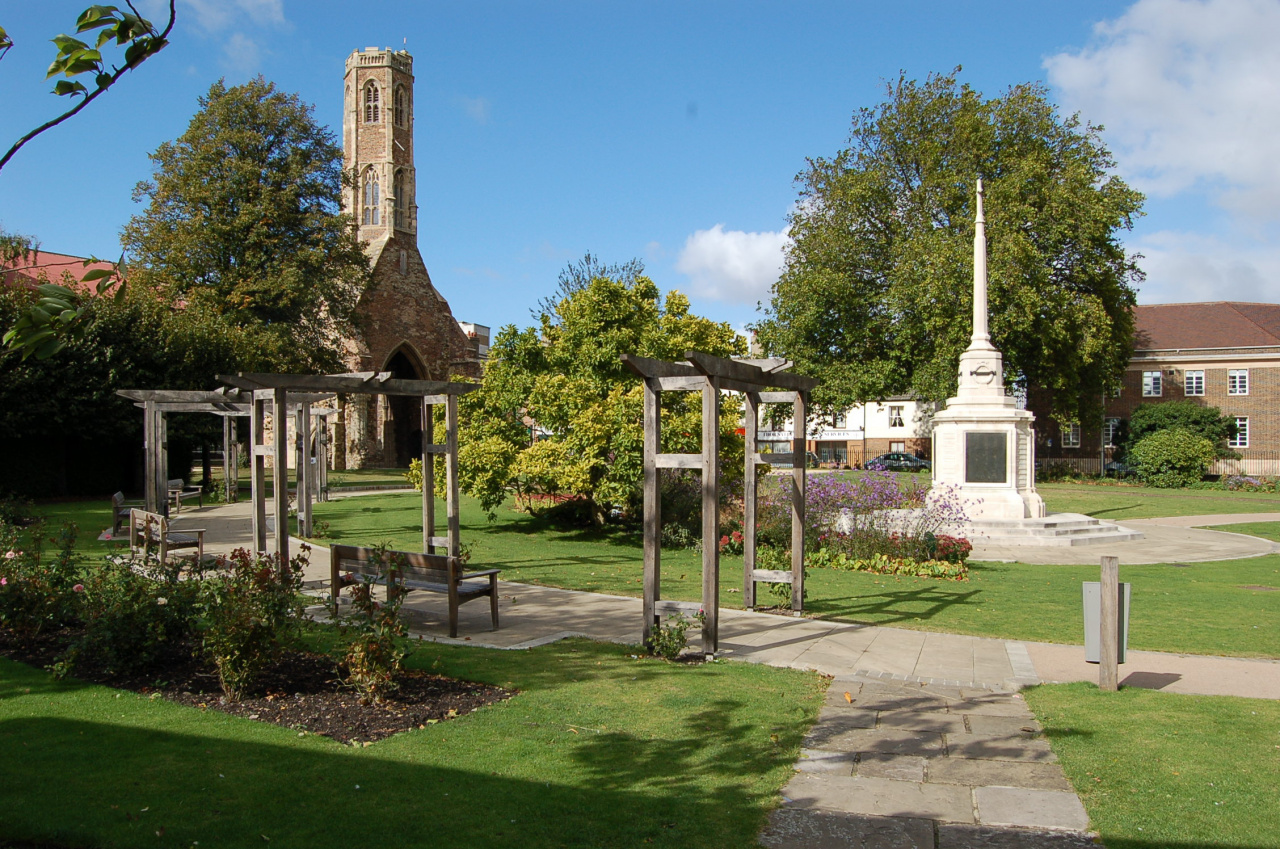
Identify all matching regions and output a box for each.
[393,169,406,228]
[361,168,380,225]
[394,85,408,127]
[363,81,380,123]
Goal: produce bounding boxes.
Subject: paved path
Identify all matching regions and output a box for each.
[971,518,1280,564]
[163,499,1280,846]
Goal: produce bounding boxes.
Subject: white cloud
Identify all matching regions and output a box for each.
[221,32,264,76]
[180,0,286,31]
[1045,0,1280,219]
[460,97,491,125]
[676,224,791,304]
[1132,230,1280,303]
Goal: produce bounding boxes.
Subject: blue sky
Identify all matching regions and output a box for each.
[2,0,1278,336]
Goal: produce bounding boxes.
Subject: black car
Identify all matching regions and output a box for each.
[865,452,931,473]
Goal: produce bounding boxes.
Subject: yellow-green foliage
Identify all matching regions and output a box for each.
[448,272,746,519]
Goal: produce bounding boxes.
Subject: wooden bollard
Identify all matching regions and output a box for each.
[1099,555,1120,692]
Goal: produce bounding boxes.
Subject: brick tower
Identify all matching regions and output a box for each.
[339,47,478,469]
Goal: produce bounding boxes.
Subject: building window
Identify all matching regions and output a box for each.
[888,405,904,428]
[1142,371,1162,397]
[817,443,847,464]
[394,85,408,127]
[889,441,905,453]
[1228,369,1249,395]
[364,82,380,123]
[393,169,405,228]
[1104,418,1121,448]
[1230,416,1249,448]
[361,169,380,225]
[1185,370,1204,396]
[1062,422,1081,448]
[398,249,407,274]
[832,410,846,428]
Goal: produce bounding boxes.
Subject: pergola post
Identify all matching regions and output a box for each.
[295,402,312,538]
[743,391,759,608]
[701,375,721,654]
[272,387,290,562]
[143,399,160,514]
[445,393,461,558]
[251,392,268,553]
[791,391,808,612]
[641,377,661,647]
[421,400,436,553]
[316,413,328,502]
[222,416,234,503]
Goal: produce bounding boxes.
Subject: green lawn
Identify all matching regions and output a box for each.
[1039,481,1279,520]
[308,493,1280,659]
[1204,521,1280,543]
[0,636,824,849]
[1026,683,1280,849]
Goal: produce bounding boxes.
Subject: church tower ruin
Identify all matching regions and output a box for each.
[339,47,480,469]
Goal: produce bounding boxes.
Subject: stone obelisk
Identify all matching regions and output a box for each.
[929,180,1046,520]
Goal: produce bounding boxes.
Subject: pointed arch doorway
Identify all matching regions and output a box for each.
[384,345,426,467]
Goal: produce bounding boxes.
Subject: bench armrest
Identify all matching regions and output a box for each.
[460,568,501,580]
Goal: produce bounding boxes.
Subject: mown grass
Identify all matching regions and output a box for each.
[1026,682,1280,849]
[1038,481,1279,520]
[32,481,1280,658]
[1204,521,1280,543]
[303,492,1280,658]
[0,635,825,849]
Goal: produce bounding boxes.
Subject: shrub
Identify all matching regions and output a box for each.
[648,610,705,660]
[67,554,202,676]
[341,547,408,703]
[0,519,81,635]
[1129,428,1216,488]
[199,547,307,700]
[931,534,973,564]
[805,549,968,580]
[1126,400,1238,459]
[1223,475,1280,493]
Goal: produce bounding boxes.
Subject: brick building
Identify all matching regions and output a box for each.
[337,47,481,468]
[1038,302,1280,475]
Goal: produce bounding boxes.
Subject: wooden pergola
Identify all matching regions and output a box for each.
[217,372,479,563]
[118,388,335,522]
[622,351,818,654]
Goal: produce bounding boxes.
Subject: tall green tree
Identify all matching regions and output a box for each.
[121,77,370,372]
[757,70,1144,423]
[445,270,745,522]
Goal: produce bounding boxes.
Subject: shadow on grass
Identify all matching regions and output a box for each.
[1087,504,1145,518]
[806,585,982,626]
[0,641,800,849]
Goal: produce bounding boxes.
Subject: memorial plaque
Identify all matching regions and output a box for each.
[965,431,1007,483]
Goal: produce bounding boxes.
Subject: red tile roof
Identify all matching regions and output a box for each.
[1,249,117,293]
[1134,302,1280,351]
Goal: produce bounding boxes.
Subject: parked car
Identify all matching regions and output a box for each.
[865,452,932,473]
[1103,460,1134,477]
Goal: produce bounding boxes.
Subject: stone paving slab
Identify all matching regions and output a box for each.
[975,787,1090,831]
[966,714,1041,736]
[772,675,1094,845]
[809,727,948,757]
[926,759,1073,792]
[762,808,935,849]
[945,733,1057,763]
[856,753,927,782]
[784,773,977,823]
[937,823,1100,848]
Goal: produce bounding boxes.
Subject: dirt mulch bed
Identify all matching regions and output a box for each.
[0,628,513,744]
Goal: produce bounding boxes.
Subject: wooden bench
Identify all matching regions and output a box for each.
[330,544,500,638]
[167,478,203,513]
[111,491,143,537]
[129,509,205,563]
